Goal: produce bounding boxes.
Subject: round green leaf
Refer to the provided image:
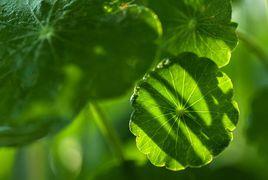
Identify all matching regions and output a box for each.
[0,0,161,146]
[138,0,238,67]
[130,53,239,171]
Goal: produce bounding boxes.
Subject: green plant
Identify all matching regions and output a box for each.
[0,0,267,175]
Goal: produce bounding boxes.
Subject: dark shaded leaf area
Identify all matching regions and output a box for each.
[0,0,161,146]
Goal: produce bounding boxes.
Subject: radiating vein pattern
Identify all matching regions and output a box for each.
[138,0,238,67]
[130,53,239,171]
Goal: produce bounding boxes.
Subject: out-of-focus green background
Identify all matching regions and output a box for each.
[1,0,268,179]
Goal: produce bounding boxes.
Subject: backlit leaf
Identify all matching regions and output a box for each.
[130,53,239,170]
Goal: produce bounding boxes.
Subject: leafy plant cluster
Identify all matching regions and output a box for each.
[2,0,261,172]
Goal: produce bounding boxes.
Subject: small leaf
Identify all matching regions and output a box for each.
[138,0,238,67]
[247,88,268,158]
[130,53,239,170]
[0,0,161,145]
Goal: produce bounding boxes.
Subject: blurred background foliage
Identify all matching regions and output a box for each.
[0,0,268,179]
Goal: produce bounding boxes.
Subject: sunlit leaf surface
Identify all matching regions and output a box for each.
[130,53,239,170]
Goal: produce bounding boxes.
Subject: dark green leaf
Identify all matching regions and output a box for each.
[0,0,161,146]
[138,0,238,67]
[130,53,239,170]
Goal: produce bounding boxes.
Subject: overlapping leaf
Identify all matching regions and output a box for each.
[138,0,238,67]
[130,53,239,170]
[0,0,161,146]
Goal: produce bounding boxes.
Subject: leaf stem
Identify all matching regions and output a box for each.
[89,102,125,163]
[237,31,268,71]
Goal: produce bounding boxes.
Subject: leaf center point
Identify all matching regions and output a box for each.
[39,25,54,40]
[188,18,197,30]
[175,107,186,118]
